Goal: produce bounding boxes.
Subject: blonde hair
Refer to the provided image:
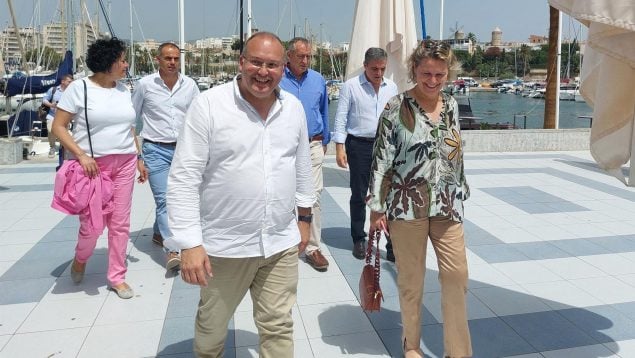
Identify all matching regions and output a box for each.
[408,40,457,83]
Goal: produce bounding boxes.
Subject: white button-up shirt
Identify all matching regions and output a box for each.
[166,77,315,258]
[333,73,398,143]
[132,72,199,142]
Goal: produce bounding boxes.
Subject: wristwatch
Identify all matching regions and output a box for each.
[298,214,313,223]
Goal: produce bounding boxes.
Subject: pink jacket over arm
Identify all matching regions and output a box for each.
[51,160,114,235]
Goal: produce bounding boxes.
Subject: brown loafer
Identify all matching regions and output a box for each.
[305,250,329,272]
[152,233,163,247]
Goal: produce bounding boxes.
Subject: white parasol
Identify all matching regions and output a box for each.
[345,0,419,93]
[549,0,635,185]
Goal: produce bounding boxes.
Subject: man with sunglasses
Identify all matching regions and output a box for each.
[280,37,330,272]
[166,32,313,358]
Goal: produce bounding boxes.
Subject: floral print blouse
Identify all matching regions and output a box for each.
[367,91,469,222]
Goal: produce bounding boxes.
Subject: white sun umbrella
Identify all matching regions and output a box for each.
[549,0,635,185]
[345,0,419,93]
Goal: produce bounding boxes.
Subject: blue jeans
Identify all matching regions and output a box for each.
[142,142,175,250]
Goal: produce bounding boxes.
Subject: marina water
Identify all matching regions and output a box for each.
[328,91,594,131]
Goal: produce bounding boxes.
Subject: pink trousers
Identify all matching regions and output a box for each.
[74,154,136,286]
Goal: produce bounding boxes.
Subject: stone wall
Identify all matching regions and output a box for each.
[0,138,23,165]
[324,128,591,154]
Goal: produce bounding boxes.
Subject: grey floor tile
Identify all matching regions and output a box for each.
[551,239,611,257]
[511,242,570,261]
[468,244,529,264]
[166,288,200,319]
[612,301,635,321]
[158,317,235,355]
[469,317,537,357]
[0,277,57,304]
[502,311,598,351]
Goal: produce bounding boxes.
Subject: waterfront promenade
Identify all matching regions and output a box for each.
[1,151,635,357]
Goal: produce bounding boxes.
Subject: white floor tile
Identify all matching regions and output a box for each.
[17,297,104,333]
[297,275,357,305]
[0,327,89,357]
[539,257,606,280]
[468,264,517,288]
[503,354,543,358]
[521,281,604,310]
[493,261,563,285]
[77,320,163,358]
[570,276,635,304]
[580,254,635,276]
[93,288,170,326]
[0,303,36,335]
[425,290,496,323]
[616,274,635,288]
[0,243,33,262]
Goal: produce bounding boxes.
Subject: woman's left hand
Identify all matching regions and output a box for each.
[369,211,388,235]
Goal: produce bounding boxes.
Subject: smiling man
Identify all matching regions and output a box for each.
[132,42,199,271]
[166,32,314,358]
[333,47,398,261]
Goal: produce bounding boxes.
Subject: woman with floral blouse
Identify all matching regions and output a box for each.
[367,40,472,358]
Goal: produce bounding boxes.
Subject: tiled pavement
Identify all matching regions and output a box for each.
[2,151,635,357]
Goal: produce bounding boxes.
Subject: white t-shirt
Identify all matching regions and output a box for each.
[58,79,137,158]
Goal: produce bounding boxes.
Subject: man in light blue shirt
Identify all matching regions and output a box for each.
[280,37,331,272]
[333,47,398,260]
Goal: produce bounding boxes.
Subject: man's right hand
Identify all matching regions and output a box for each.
[336,143,348,168]
[180,245,213,286]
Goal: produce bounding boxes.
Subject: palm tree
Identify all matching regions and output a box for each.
[543,6,559,129]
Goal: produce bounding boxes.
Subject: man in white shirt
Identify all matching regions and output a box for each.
[132,42,199,271]
[333,47,398,261]
[166,32,313,358]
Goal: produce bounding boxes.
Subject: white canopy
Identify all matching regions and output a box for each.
[345,0,419,93]
[549,0,635,185]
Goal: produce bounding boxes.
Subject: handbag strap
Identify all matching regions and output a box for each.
[82,79,94,158]
[365,228,382,288]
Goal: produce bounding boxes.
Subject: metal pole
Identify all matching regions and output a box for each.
[439,0,444,40]
[129,0,134,76]
[247,0,252,38]
[7,0,27,69]
[555,10,562,129]
[179,0,185,74]
[419,0,426,39]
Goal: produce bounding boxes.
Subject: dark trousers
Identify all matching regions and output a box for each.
[345,135,392,252]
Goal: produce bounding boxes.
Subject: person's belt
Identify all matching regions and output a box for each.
[144,139,177,146]
[349,135,375,143]
[309,134,324,142]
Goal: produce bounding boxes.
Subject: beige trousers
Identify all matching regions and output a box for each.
[194,246,299,358]
[306,140,324,254]
[389,217,472,358]
[46,118,57,149]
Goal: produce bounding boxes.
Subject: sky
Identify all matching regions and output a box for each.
[1,0,586,45]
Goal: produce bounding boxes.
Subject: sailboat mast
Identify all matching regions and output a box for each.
[247,0,252,38]
[439,0,444,40]
[178,0,185,74]
[129,0,134,76]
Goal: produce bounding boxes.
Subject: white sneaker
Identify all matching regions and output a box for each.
[48,147,56,158]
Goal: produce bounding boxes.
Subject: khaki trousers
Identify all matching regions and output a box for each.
[389,217,472,358]
[307,140,324,254]
[194,246,299,358]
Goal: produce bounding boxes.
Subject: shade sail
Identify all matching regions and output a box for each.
[549,0,635,185]
[346,0,419,93]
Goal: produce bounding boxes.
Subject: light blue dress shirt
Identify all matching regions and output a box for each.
[332,73,398,143]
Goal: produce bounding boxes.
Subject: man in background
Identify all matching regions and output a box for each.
[333,47,398,261]
[280,36,331,272]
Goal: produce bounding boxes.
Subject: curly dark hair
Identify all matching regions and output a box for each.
[86,38,127,73]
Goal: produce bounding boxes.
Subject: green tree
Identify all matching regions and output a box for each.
[24,46,62,70]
